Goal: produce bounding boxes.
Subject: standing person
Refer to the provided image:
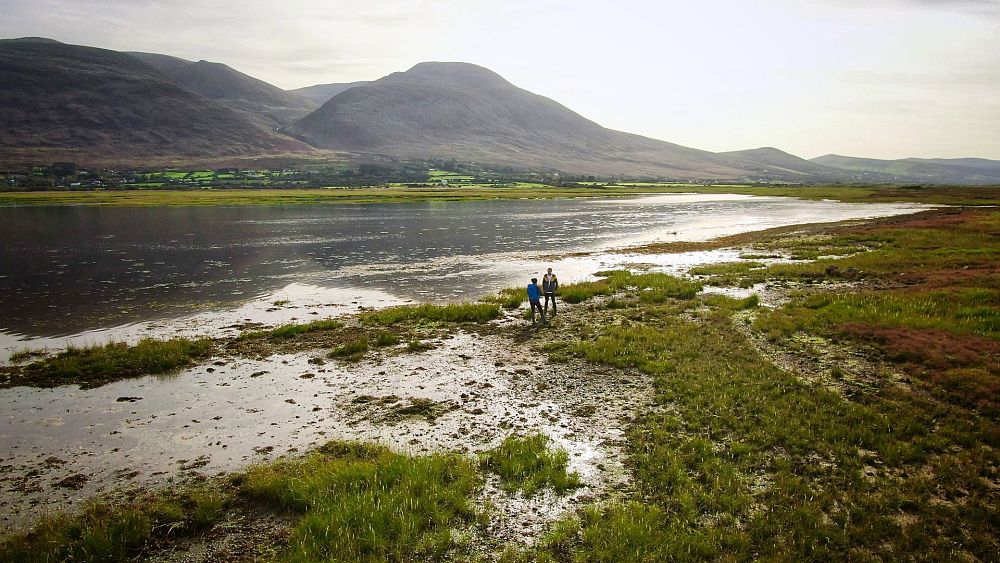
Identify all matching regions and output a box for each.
[527,277,546,324]
[542,267,559,316]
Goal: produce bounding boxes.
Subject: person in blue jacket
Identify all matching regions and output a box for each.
[527,278,546,324]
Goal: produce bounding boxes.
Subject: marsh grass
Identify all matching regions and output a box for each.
[0,488,227,562]
[8,348,47,362]
[373,331,402,347]
[748,210,1000,416]
[559,271,703,305]
[406,340,434,353]
[519,211,1000,561]
[530,279,998,559]
[17,337,212,388]
[240,319,343,340]
[361,303,500,325]
[483,287,524,310]
[328,338,370,361]
[241,440,479,562]
[479,433,581,496]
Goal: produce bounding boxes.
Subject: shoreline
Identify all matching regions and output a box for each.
[1,183,999,208]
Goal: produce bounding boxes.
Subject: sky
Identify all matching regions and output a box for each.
[2,0,999,160]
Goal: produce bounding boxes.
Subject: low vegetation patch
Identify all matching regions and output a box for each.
[361,303,500,325]
[240,440,479,562]
[328,337,370,361]
[559,270,703,304]
[240,319,343,339]
[479,433,581,496]
[483,287,524,310]
[10,337,212,389]
[0,487,227,562]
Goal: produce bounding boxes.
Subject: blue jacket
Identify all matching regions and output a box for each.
[527,283,541,302]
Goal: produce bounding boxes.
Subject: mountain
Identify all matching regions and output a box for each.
[285,62,758,179]
[811,155,1000,185]
[128,52,318,127]
[291,81,370,106]
[720,147,857,181]
[0,38,311,163]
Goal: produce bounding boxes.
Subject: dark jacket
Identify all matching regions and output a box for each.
[542,274,558,294]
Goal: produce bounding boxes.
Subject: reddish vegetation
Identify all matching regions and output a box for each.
[839,323,1000,415]
[850,207,981,232]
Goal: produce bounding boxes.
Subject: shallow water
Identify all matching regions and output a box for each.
[0,194,925,356]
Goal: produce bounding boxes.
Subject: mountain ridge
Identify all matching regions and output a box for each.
[1,38,996,183]
[127,52,318,127]
[0,38,312,163]
[286,62,761,179]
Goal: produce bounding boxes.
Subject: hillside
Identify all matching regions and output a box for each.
[812,154,1000,185]
[285,62,758,179]
[719,147,863,182]
[128,52,318,127]
[0,38,311,163]
[291,81,371,106]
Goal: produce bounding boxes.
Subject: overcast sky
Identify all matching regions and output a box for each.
[3,0,999,159]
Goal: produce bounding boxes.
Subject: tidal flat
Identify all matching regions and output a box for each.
[0,192,997,560]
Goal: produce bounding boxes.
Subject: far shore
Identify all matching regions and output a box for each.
[1,183,998,207]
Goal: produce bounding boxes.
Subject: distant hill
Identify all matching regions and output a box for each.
[128,52,318,127]
[812,154,1000,185]
[285,62,759,179]
[291,81,371,106]
[0,38,311,163]
[720,147,859,181]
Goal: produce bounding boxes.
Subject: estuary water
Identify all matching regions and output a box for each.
[0,193,926,355]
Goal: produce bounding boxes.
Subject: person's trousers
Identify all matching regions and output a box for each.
[530,300,546,323]
[544,293,556,314]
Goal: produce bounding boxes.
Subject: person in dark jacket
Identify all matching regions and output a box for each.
[527,278,546,324]
[542,267,558,316]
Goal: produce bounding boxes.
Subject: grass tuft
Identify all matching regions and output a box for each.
[18,337,211,389]
[328,338,370,361]
[0,487,227,562]
[480,433,581,496]
[239,319,343,339]
[241,440,479,561]
[361,303,500,325]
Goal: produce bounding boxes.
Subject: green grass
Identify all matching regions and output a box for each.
[406,340,434,353]
[241,440,479,562]
[559,271,703,304]
[373,331,402,347]
[527,306,998,560]
[328,338,370,361]
[240,319,343,339]
[482,287,524,310]
[689,261,765,287]
[479,433,581,496]
[0,487,227,562]
[361,303,500,325]
[15,337,212,388]
[757,288,999,340]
